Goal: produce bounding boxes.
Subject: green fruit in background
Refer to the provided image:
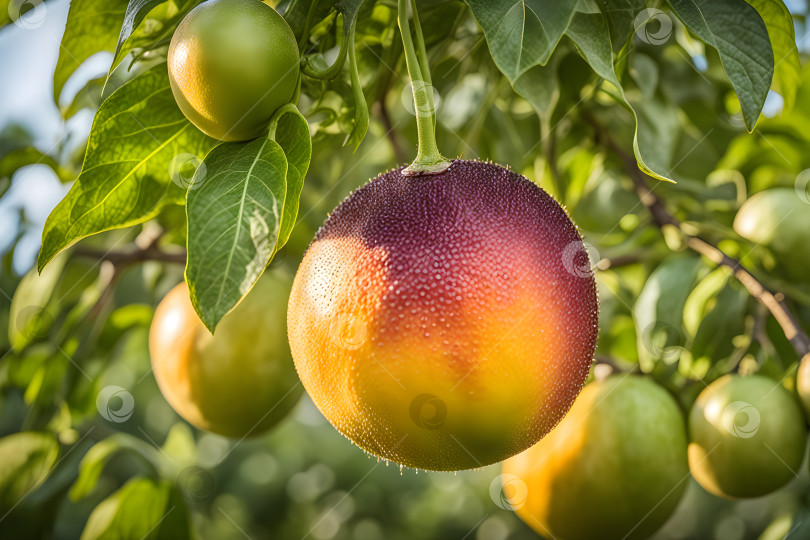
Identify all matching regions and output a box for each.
[502,376,688,540]
[167,0,299,141]
[733,188,810,282]
[149,267,302,438]
[688,374,807,499]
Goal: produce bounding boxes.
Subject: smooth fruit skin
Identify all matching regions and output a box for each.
[167,0,298,141]
[287,160,598,471]
[796,355,810,420]
[149,268,302,438]
[733,188,810,282]
[502,376,688,540]
[688,374,807,499]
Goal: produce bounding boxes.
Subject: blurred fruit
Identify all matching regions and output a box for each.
[796,354,810,419]
[288,160,599,471]
[167,0,298,141]
[149,267,302,438]
[502,375,688,540]
[688,374,806,499]
[733,188,810,282]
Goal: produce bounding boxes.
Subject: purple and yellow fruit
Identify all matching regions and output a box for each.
[287,160,598,471]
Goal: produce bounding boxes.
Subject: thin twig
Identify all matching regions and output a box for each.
[72,244,186,266]
[587,113,810,361]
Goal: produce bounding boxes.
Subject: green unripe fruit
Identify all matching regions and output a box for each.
[688,374,807,499]
[168,0,299,141]
[502,376,688,540]
[733,188,810,283]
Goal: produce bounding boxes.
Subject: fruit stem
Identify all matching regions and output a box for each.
[409,0,435,128]
[398,0,450,175]
[267,103,299,139]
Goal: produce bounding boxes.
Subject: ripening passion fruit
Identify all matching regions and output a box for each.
[287,160,599,471]
[502,376,689,540]
[150,267,302,438]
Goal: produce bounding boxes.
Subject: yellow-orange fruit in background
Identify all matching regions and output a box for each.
[149,267,302,438]
[287,160,599,471]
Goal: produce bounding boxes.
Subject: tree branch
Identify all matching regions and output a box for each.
[587,114,810,360]
[72,243,186,266]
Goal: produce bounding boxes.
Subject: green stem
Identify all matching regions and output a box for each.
[301,12,347,80]
[398,0,450,175]
[298,0,320,51]
[267,103,299,139]
[409,0,435,126]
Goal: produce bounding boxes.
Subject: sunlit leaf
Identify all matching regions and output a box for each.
[81,477,190,540]
[0,432,60,511]
[53,0,129,104]
[38,66,215,271]
[668,0,774,131]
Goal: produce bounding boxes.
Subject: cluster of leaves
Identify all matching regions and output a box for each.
[1,0,810,538]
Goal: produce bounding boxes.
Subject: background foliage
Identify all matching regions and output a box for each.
[2,0,810,538]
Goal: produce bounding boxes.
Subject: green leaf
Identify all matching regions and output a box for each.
[746,0,801,113]
[633,256,703,372]
[0,0,11,28]
[109,0,198,80]
[62,76,106,120]
[0,432,60,511]
[81,477,191,540]
[345,25,369,151]
[70,434,162,502]
[465,0,578,82]
[273,108,312,250]
[512,60,559,118]
[566,9,678,182]
[686,271,748,367]
[112,1,167,67]
[53,0,129,104]
[600,0,647,52]
[667,0,774,131]
[284,0,334,43]
[9,252,68,350]
[186,108,312,331]
[38,65,215,271]
[0,147,74,184]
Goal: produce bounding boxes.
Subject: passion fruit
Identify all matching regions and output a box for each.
[167,0,299,141]
[688,374,807,498]
[502,376,689,540]
[733,188,810,283]
[287,160,598,471]
[150,267,302,438]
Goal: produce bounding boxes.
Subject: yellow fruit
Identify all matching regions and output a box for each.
[288,160,599,471]
[502,375,688,540]
[167,0,299,141]
[149,268,301,437]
